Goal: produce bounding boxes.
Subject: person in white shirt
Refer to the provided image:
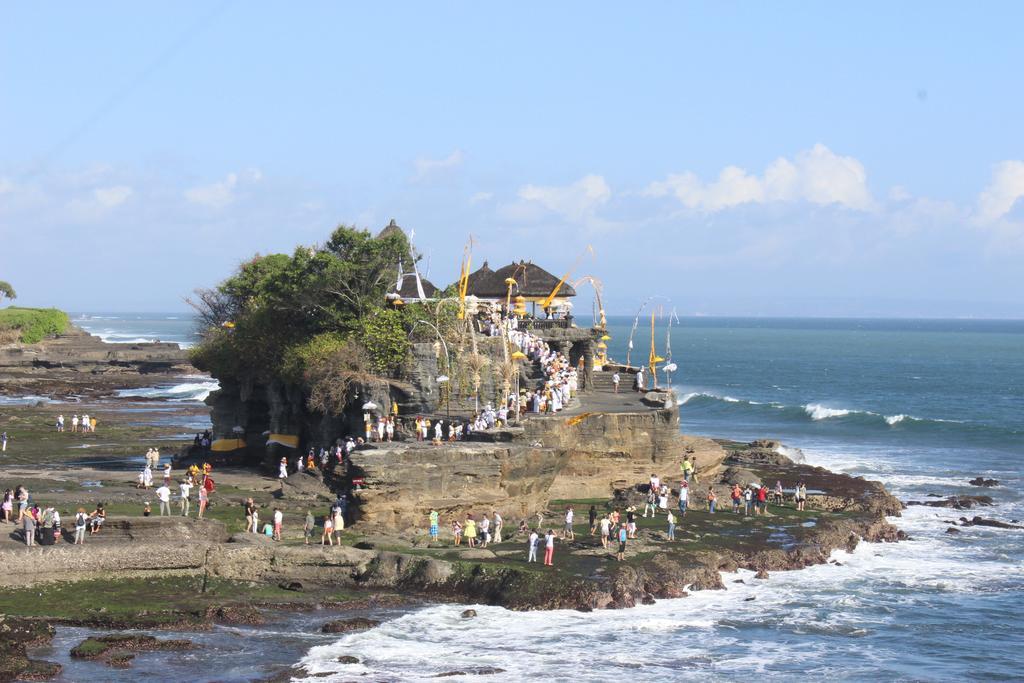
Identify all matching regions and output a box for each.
[563,507,575,540]
[273,508,283,541]
[612,373,620,393]
[527,529,539,562]
[493,511,503,543]
[155,484,172,516]
[179,480,192,516]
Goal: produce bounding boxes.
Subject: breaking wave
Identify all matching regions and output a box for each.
[115,377,219,402]
[675,390,989,434]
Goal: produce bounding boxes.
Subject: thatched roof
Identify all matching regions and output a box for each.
[464,260,576,298]
[394,273,437,299]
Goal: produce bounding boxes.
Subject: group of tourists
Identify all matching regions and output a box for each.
[192,430,213,451]
[509,326,579,415]
[422,458,815,566]
[364,415,396,443]
[54,413,97,433]
[143,461,214,518]
[4,486,106,546]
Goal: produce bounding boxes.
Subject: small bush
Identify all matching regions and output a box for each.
[0,307,69,344]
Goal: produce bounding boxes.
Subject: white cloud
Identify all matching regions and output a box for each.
[184,169,261,209]
[975,160,1024,225]
[469,191,493,204]
[518,174,611,221]
[93,185,133,208]
[412,149,464,181]
[644,144,875,212]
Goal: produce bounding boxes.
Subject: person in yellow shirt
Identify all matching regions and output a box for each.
[464,515,478,548]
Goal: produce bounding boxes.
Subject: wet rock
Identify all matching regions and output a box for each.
[744,596,756,601]
[906,495,993,510]
[946,527,961,534]
[207,605,265,625]
[434,667,506,677]
[640,595,656,605]
[960,516,1024,530]
[461,609,477,619]
[321,617,381,634]
[278,581,303,592]
[754,569,769,580]
[336,655,360,664]
[733,579,745,584]
[968,477,999,487]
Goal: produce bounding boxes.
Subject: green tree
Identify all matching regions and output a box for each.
[189,224,417,395]
[0,281,16,304]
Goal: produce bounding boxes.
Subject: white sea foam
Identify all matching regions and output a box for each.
[295,512,1023,682]
[803,403,851,420]
[115,378,219,402]
[775,444,807,463]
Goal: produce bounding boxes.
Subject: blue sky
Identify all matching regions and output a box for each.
[2,2,1023,316]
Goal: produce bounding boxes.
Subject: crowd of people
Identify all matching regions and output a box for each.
[3,485,107,546]
[53,413,99,434]
[422,462,815,566]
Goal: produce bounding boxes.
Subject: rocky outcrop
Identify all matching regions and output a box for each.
[0,326,194,397]
[349,443,567,528]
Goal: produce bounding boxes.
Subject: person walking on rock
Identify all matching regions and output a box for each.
[156,483,172,516]
[179,479,192,517]
[22,510,35,546]
[666,510,676,540]
[493,510,503,544]
[429,508,440,542]
[321,515,334,545]
[273,508,283,541]
[74,508,88,545]
[678,481,689,517]
[527,528,539,562]
[616,523,627,561]
[706,487,717,514]
[304,510,315,545]
[543,529,555,566]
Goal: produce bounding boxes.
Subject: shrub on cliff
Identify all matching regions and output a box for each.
[0,307,69,344]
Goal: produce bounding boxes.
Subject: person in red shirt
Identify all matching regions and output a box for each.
[757,484,768,514]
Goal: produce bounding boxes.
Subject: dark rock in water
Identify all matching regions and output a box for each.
[337,655,360,664]
[733,579,745,584]
[278,580,303,592]
[968,477,1000,487]
[946,527,961,534]
[641,594,656,605]
[107,653,135,668]
[925,493,944,498]
[434,667,506,677]
[0,616,60,682]
[207,604,265,625]
[321,617,381,634]
[744,596,756,601]
[755,569,769,580]
[906,495,993,510]
[960,516,1024,530]
[461,609,477,619]
[575,605,593,613]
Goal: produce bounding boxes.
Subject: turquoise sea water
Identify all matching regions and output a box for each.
[72,314,1024,681]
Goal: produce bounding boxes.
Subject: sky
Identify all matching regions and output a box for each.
[2,2,1023,317]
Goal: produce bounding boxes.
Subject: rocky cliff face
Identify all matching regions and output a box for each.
[349,443,567,528]
[0,326,195,396]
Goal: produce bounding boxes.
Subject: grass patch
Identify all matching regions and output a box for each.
[0,576,303,623]
[0,307,69,344]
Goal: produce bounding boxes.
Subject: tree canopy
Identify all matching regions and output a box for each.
[0,281,16,303]
[189,225,423,410]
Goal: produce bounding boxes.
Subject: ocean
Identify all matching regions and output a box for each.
[72,314,1024,681]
